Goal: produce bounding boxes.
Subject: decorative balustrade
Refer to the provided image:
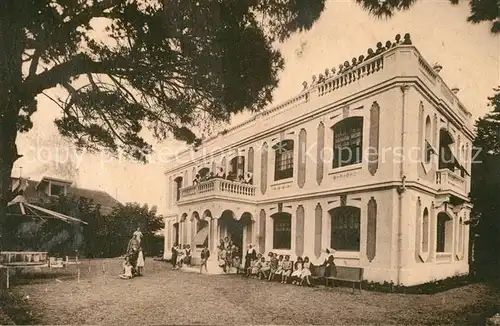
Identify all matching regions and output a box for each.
[418,57,437,82]
[166,33,473,168]
[179,179,256,202]
[317,56,384,97]
[436,169,467,195]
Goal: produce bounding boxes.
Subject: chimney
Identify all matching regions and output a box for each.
[432,63,443,73]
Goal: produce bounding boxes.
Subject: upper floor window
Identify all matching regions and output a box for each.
[329,206,361,251]
[424,116,435,164]
[272,213,292,249]
[174,176,183,201]
[50,184,65,197]
[332,117,363,169]
[438,128,458,171]
[273,140,294,181]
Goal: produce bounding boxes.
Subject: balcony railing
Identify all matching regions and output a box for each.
[179,179,256,201]
[436,169,466,195]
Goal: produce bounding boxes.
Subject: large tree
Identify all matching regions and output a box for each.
[470,87,500,278]
[0,0,498,243]
[0,0,327,241]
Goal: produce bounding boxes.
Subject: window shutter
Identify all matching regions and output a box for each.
[298,129,307,188]
[414,198,422,262]
[368,102,380,176]
[314,204,323,259]
[259,209,266,253]
[367,198,377,262]
[248,147,254,173]
[295,206,305,257]
[260,143,268,195]
[316,122,325,185]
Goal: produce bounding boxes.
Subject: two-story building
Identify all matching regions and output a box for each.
[163,34,474,286]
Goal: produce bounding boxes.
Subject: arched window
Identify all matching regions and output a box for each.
[332,117,363,168]
[198,167,209,179]
[272,212,292,249]
[424,116,434,163]
[174,176,183,201]
[437,212,453,253]
[273,140,294,181]
[422,208,429,253]
[329,206,361,251]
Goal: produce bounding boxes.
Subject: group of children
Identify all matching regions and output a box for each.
[193,168,253,185]
[120,227,144,279]
[246,252,316,286]
[171,244,192,269]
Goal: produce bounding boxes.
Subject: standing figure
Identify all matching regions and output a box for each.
[171,245,178,269]
[200,245,210,273]
[133,227,143,246]
[244,244,257,276]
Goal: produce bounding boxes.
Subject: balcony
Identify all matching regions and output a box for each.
[436,169,467,196]
[178,179,257,203]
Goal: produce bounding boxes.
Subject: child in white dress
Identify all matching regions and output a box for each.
[120,258,133,279]
[300,256,312,286]
[291,257,303,285]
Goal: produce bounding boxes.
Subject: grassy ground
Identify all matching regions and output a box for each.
[2,258,500,325]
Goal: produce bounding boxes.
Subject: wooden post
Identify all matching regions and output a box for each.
[6,268,9,289]
[102,261,105,274]
[88,259,91,273]
[76,255,80,283]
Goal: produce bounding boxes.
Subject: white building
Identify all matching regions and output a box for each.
[163,34,474,286]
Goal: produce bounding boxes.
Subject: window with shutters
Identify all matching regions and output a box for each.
[332,117,363,168]
[329,206,361,251]
[273,140,294,181]
[272,213,292,249]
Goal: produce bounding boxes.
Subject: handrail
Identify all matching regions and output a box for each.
[179,179,256,200]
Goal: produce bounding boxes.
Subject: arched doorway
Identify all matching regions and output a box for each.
[219,210,243,252]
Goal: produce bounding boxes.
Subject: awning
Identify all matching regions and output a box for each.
[7,195,88,225]
[192,226,209,246]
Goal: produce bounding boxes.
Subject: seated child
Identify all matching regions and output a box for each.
[119,258,133,279]
[259,257,270,280]
[251,258,261,278]
[300,256,313,286]
[275,255,284,278]
[268,253,279,281]
[281,255,292,284]
[291,257,303,285]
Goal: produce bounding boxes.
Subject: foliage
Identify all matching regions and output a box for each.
[355,0,500,33]
[93,202,164,257]
[3,194,99,255]
[470,87,500,278]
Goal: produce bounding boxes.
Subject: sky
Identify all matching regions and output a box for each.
[13,0,500,214]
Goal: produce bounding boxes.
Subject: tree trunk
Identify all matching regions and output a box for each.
[0,2,26,251]
[0,119,18,251]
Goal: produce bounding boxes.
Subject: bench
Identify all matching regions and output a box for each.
[310,265,326,283]
[325,266,363,293]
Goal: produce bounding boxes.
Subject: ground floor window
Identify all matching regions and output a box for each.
[437,212,452,253]
[330,206,361,251]
[272,213,291,249]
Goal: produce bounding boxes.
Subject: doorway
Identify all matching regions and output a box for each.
[219,211,244,255]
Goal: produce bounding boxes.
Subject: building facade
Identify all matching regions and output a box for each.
[163,35,474,286]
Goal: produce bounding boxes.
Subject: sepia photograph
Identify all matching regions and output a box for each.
[0,0,499,324]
